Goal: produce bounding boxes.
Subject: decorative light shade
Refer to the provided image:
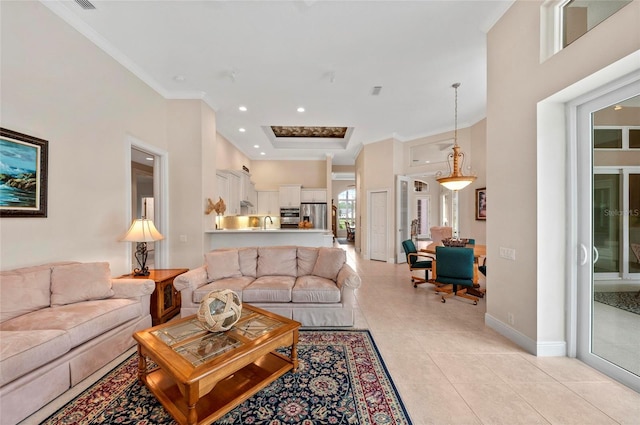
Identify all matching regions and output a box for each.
[436,83,476,191]
[122,218,164,243]
[122,218,164,276]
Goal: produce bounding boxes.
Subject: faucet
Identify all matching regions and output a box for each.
[263,215,273,230]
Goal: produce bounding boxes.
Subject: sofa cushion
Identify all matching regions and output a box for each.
[192,276,255,303]
[312,248,346,281]
[257,247,297,277]
[292,275,341,303]
[50,262,114,306]
[0,330,71,386]
[0,268,51,323]
[242,276,295,302]
[0,299,141,348]
[205,250,242,281]
[238,247,258,277]
[297,247,319,276]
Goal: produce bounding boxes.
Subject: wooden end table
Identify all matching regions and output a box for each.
[133,304,300,425]
[122,268,188,325]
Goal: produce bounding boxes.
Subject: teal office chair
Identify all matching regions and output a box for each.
[402,240,435,288]
[478,258,487,276]
[434,246,479,304]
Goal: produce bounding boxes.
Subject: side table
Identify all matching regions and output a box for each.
[122,268,188,325]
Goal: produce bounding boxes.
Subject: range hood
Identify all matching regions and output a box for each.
[240,200,254,207]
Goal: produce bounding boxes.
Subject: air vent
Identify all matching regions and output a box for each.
[75,0,96,10]
[371,86,382,96]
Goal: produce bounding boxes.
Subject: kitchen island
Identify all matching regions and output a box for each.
[206,228,333,249]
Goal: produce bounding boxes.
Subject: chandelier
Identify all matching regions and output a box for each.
[436,83,476,191]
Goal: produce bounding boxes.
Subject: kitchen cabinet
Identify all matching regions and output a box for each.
[216,171,240,216]
[279,185,301,207]
[257,191,279,215]
[301,189,327,203]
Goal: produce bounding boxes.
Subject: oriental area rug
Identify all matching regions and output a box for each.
[42,329,412,425]
[594,291,640,315]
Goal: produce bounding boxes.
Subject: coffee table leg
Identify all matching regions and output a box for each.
[137,345,147,383]
[292,329,299,372]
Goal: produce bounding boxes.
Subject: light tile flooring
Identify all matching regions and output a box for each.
[342,243,640,425]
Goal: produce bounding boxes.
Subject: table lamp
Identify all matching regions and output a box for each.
[122,218,164,276]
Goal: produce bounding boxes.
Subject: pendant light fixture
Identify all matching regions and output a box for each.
[436,83,476,191]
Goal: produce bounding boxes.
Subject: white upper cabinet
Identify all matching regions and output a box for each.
[257,191,279,215]
[279,185,301,207]
[300,189,327,203]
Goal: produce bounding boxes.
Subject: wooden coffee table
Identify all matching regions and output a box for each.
[133,304,300,425]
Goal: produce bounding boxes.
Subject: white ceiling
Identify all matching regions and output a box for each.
[43,0,515,165]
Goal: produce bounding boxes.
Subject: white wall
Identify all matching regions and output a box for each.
[486,0,640,353]
[0,2,214,274]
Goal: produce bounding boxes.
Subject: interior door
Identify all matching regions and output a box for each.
[576,82,640,393]
[370,190,388,262]
[396,176,410,263]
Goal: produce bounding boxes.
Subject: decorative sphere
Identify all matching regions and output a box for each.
[197,289,242,332]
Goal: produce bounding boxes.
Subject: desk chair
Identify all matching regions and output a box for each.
[434,246,479,305]
[478,257,487,276]
[402,240,435,288]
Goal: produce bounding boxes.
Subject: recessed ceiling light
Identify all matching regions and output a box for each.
[239,128,246,132]
[239,106,247,112]
[297,107,305,113]
[254,144,260,148]
[260,152,266,156]
[146,157,154,161]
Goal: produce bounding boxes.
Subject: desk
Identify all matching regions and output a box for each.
[421,243,486,296]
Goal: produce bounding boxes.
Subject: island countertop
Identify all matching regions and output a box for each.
[206,227,333,248]
[206,228,329,233]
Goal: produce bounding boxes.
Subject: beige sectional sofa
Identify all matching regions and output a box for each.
[174,246,361,327]
[0,261,155,424]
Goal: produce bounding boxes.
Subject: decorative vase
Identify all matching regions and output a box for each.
[197,289,242,332]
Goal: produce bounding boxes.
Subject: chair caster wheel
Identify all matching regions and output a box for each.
[473,301,478,305]
[441,298,446,303]
[413,284,417,288]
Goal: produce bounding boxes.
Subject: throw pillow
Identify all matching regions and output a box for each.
[297,247,319,276]
[257,246,297,277]
[205,250,242,281]
[237,247,258,277]
[0,268,52,323]
[312,248,346,281]
[51,262,114,306]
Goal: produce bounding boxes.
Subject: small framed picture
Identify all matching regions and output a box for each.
[0,128,48,217]
[475,187,486,220]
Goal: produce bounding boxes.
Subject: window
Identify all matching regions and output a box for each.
[562,0,631,48]
[338,188,356,230]
[540,0,631,60]
[594,126,640,150]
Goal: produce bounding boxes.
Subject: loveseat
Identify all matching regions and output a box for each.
[174,246,361,327]
[0,261,155,424]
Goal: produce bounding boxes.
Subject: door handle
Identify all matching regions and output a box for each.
[580,244,588,266]
[593,246,599,264]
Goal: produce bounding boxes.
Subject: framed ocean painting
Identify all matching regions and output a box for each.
[0,128,48,217]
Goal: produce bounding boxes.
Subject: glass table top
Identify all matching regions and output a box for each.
[150,306,286,367]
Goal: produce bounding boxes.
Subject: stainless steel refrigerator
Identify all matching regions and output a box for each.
[300,202,328,229]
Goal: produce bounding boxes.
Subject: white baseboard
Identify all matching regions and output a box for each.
[485,313,567,357]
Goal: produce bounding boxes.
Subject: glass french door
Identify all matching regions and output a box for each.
[576,82,640,393]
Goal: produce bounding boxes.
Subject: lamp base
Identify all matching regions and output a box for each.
[133,267,150,276]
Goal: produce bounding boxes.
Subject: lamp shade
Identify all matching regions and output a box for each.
[122,218,164,242]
